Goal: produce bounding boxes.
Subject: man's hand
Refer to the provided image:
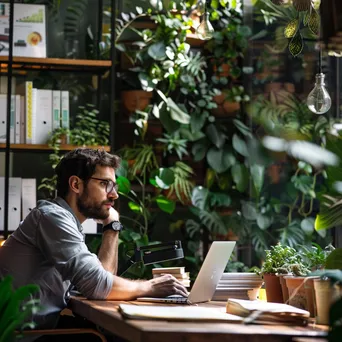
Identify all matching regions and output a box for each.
[96,207,120,226]
[145,274,189,298]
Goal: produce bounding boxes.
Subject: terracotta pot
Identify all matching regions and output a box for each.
[264,82,282,93]
[284,276,308,311]
[121,90,153,115]
[223,101,240,114]
[277,274,289,304]
[284,82,295,93]
[263,273,283,303]
[304,276,319,317]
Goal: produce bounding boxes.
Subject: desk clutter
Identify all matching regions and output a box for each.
[119,299,310,326]
[152,267,190,287]
[212,272,264,301]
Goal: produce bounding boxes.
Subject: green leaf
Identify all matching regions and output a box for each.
[192,138,209,161]
[206,124,225,149]
[256,214,273,230]
[117,176,131,194]
[232,134,249,157]
[147,42,167,61]
[284,19,299,38]
[300,217,315,234]
[138,73,155,92]
[250,164,265,198]
[209,192,231,207]
[157,168,175,186]
[207,147,236,174]
[325,248,342,269]
[308,10,320,35]
[156,195,176,214]
[231,163,249,192]
[167,98,191,124]
[191,186,209,210]
[241,201,258,221]
[289,32,303,57]
[128,201,141,213]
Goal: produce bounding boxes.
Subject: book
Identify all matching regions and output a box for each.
[152,267,185,275]
[119,304,242,322]
[226,299,310,326]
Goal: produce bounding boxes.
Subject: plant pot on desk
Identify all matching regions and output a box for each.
[284,276,308,311]
[263,273,283,303]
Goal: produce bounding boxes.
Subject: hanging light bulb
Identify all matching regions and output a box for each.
[307,73,331,114]
[196,0,214,41]
[307,48,331,115]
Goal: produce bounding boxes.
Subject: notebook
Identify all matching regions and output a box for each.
[226,299,310,326]
[136,241,236,304]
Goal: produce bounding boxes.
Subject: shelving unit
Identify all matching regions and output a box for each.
[0,56,112,72]
[0,144,111,152]
[1,0,117,238]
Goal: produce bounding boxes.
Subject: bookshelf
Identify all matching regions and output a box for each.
[0,144,110,152]
[0,57,112,72]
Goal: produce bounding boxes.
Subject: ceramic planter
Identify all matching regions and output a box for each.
[284,276,308,311]
[304,276,319,317]
[121,90,153,115]
[263,273,283,303]
[313,279,341,325]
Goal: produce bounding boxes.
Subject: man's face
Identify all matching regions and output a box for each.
[77,165,118,220]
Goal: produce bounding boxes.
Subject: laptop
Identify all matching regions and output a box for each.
[136,241,236,305]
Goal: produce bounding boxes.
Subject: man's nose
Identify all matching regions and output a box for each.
[108,188,119,200]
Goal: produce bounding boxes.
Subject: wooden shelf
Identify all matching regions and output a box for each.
[0,57,112,72]
[0,143,110,152]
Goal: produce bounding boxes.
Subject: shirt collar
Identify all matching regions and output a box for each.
[53,197,84,234]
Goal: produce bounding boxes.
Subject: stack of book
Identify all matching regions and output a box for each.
[213,272,263,301]
[152,267,190,288]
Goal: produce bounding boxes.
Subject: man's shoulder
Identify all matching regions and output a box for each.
[36,199,74,220]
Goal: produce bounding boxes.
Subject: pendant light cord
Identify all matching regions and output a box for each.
[319,46,322,74]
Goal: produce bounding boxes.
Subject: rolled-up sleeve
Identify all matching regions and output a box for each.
[36,208,113,299]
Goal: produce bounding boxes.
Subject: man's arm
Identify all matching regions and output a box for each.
[97,207,120,274]
[106,274,189,300]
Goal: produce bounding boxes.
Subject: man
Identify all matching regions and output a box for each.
[0,148,187,338]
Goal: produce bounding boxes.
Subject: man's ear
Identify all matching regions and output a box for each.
[69,176,81,194]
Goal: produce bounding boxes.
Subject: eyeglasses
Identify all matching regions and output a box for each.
[89,177,119,194]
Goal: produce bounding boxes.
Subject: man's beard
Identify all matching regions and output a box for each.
[77,188,110,220]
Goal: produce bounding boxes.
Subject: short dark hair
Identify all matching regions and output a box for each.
[55,148,120,198]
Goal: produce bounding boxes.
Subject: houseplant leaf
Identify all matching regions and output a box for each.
[284,19,298,38]
[289,32,303,57]
[207,147,236,174]
[117,176,131,194]
[191,186,209,210]
[232,134,249,157]
[206,124,225,149]
[250,164,265,198]
[231,163,249,192]
[148,42,167,61]
[156,195,176,214]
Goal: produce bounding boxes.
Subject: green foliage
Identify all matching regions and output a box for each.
[260,243,303,275]
[253,0,319,56]
[0,276,40,342]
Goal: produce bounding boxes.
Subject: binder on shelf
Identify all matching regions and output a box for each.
[25,81,34,144]
[0,76,16,94]
[15,95,21,144]
[82,219,98,234]
[61,90,69,129]
[0,94,15,143]
[20,95,25,143]
[52,90,61,130]
[21,178,36,220]
[35,89,52,144]
[8,177,22,232]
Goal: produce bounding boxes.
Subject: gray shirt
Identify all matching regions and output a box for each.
[0,197,114,331]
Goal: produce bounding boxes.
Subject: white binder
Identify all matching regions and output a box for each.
[82,219,98,234]
[35,89,52,144]
[8,177,21,231]
[21,178,36,220]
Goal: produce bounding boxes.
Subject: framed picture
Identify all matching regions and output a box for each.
[0,3,47,58]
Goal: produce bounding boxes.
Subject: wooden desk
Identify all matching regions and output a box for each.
[69,297,328,342]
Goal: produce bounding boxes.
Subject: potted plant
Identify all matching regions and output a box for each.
[0,275,40,342]
[259,243,302,303]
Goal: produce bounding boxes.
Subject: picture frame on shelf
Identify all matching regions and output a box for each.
[0,2,47,58]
